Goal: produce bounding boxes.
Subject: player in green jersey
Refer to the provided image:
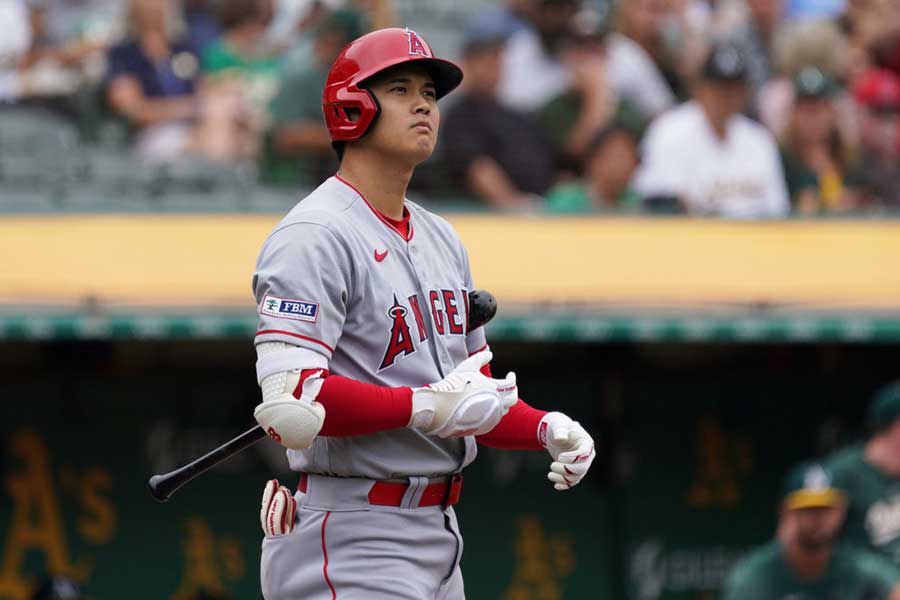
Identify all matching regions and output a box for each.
[827,382,900,564]
[722,462,900,600]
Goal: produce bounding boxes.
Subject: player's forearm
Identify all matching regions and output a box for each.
[313,374,412,436]
[475,399,546,450]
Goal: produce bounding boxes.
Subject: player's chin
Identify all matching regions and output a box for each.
[407,137,436,163]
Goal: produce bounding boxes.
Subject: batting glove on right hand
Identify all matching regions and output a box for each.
[540,412,596,491]
[410,350,517,438]
[260,479,296,536]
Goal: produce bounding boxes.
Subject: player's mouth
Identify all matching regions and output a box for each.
[412,120,432,133]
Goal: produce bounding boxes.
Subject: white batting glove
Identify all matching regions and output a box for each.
[260,479,296,536]
[254,369,327,450]
[539,412,596,491]
[410,350,517,438]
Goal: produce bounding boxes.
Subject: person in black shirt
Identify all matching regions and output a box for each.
[441,28,556,211]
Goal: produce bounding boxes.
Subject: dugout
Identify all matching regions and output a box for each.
[1,216,899,600]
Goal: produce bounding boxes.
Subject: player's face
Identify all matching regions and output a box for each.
[364,64,440,165]
[788,505,846,550]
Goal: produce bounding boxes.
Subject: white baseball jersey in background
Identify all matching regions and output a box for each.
[253,175,487,481]
[634,101,790,218]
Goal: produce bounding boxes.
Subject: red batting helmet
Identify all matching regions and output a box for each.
[322,28,464,142]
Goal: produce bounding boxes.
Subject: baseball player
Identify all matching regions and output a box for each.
[722,462,900,600]
[250,28,596,599]
[826,382,900,564]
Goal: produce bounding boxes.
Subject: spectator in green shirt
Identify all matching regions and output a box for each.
[260,10,362,187]
[826,382,900,564]
[545,123,641,213]
[722,462,900,600]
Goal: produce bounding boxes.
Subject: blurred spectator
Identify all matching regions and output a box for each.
[545,122,641,213]
[827,382,900,564]
[852,68,900,209]
[260,9,361,187]
[441,28,556,210]
[722,0,785,111]
[605,0,679,122]
[31,575,87,600]
[634,43,789,217]
[536,25,621,169]
[498,0,579,113]
[200,0,279,160]
[758,18,852,137]
[202,0,279,108]
[0,0,31,102]
[469,0,535,40]
[105,0,202,159]
[722,462,900,599]
[182,0,220,56]
[779,66,863,214]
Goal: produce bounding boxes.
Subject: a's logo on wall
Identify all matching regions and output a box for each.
[405,28,428,57]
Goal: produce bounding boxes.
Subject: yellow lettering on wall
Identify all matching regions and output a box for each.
[0,432,90,600]
[170,518,231,600]
[504,514,576,600]
[219,537,245,581]
[686,418,753,509]
[77,468,116,545]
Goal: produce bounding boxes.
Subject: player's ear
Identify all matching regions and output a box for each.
[344,108,361,123]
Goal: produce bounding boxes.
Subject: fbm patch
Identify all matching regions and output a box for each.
[261,294,319,323]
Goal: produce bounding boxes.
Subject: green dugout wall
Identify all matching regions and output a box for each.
[2,338,898,600]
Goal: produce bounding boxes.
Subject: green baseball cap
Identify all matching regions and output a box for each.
[783,462,846,511]
[868,381,900,429]
[793,66,839,99]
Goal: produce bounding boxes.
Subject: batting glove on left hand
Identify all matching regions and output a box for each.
[260,479,296,536]
[539,412,596,491]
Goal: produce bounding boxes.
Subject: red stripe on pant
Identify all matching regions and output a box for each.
[321,511,336,599]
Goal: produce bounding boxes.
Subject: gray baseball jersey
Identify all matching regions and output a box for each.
[252,175,488,481]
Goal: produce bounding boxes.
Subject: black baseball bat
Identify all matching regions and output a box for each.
[149,289,498,502]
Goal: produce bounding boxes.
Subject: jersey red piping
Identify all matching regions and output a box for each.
[334,174,414,242]
[468,344,488,357]
[256,329,334,353]
[321,511,336,599]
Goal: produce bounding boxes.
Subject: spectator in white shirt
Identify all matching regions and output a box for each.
[498,0,579,113]
[634,43,790,218]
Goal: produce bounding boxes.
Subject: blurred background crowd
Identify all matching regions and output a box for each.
[1,0,899,216]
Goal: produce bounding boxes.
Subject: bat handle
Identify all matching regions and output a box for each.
[148,425,268,502]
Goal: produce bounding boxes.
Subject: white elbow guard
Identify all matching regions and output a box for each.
[254,342,328,450]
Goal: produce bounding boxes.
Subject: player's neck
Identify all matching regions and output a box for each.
[338,154,413,221]
[783,539,832,581]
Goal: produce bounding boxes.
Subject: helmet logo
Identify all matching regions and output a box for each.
[405,28,428,57]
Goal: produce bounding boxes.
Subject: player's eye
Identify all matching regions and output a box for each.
[423,89,436,99]
[390,86,407,94]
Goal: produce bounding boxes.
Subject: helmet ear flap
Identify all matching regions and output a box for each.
[323,84,381,141]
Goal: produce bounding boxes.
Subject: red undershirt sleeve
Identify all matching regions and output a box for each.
[293,372,413,437]
[475,362,547,450]
[475,399,547,450]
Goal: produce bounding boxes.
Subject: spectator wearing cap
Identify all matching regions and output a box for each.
[826,381,900,564]
[721,0,785,114]
[722,462,900,600]
[779,66,864,214]
[260,10,361,187]
[633,44,789,218]
[441,28,556,210]
[853,69,900,209]
[497,0,580,113]
[605,0,679,122]
[545,122,641,213]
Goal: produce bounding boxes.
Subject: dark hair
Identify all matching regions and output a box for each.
[332,141,346,161]
[585,122,637,160]
[216,0,272,31]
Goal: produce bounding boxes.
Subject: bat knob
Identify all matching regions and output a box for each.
[148,474,171,503]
